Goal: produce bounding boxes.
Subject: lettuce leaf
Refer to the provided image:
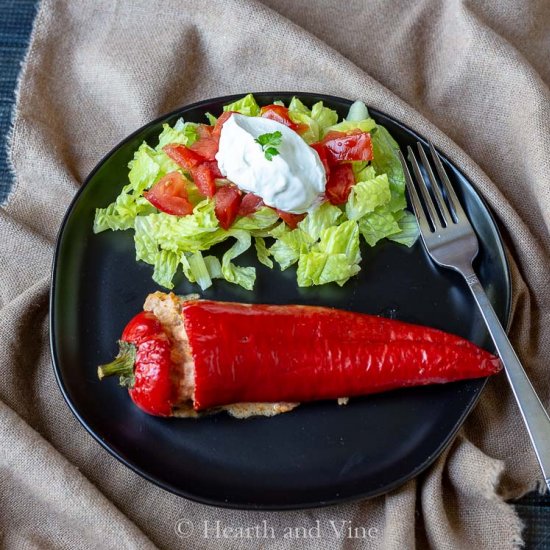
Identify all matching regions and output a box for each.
[94,191,154,233]
[345,173,391,220]
[316,220,361,264]
[311,102,338,132]
[297,202,342,241]
[346,100,370,121]
[204,255,223,278]
[297,220,361,287]
[371,126,407,212]
[288,97,310,114]
[152,250,179,289]
[127,144,161,193]
[186,251,214,290]
[270,228,315,270]
[324,118,377,136]
[156,119,198,149]
[352,163,376,182]
[231,206,279,231]
[358,207,401,247]
[223,93,260,117]
[287,99,337,143]
[205,112,217,125]
[254,237,273,268]
[297,253,361,287]
[134,215,159,263]
[221,230,256,290]
[287,97,319,143]
[388,210,420,247]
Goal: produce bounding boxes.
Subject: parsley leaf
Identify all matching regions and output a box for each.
[255,131,282,161]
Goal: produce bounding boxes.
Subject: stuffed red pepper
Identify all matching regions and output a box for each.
[97,292,501,418]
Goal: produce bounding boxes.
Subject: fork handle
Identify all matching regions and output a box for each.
[464,269,550,490]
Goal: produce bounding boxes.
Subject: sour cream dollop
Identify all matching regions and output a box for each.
[215,114,326,214]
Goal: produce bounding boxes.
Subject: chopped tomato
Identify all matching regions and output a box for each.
[260,104,309,134]
[238,193,264,216]
[163,144,203,169]
[201,160,223,179]
[214,186,242,229]
[325,163,356,205]
[189,124,218,161]
[310,142,330,177]
[277,210,306,229]
[213,111,236,139]
[191,164,217,198]
[321,130,373,164]
[143,172,193,216]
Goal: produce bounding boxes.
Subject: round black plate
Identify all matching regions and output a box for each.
[50,93,510,510]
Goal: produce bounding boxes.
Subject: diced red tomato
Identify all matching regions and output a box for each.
[321,130,373,164]
[310,142,330,177]
[260,104,308,133]
[191,164,217,198]
[277,210,306,229]
[213,111,236,139]
[238,193,264,216]
[325,163,356,205]
[189,124,218,161]
[163,144,203,169]
[214,186,242,229]
[201,160,223,179]
[143,172,193,216]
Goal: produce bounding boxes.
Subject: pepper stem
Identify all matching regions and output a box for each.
[97,341,136,388]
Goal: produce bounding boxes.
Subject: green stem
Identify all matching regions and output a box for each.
[97,341,136,387]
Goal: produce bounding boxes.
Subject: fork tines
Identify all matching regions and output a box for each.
[398,142,467,233]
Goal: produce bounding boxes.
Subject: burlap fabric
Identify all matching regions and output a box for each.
[1,0,549,548]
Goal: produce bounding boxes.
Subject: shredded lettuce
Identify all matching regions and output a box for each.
[286,98,337,143]
[231,206,279,231]
[297,220,361,286]
[358,208,401,247]
[221,230,256,290]
[388,210,420,247]
[287,98,320,143]
[254,237,273,268]
[186,251,213,290]
[205,112,217,125]
[270,228,314,270]
[324,118,377,136]
[311,102,339,131]
[345,173,391,220]
[93,94,418,291]
[94,188,155,233]
[152,250,179,289]
[346,100,370,121]
[156,119,198,149]
[371,126,407,212]
[297,202,342,241]
[223,93,260,117]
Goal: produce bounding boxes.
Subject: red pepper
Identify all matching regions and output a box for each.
[97,311,177,416]
[183,301,501,410]
[98,297,501,416]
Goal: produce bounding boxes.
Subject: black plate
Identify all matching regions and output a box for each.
[50,93,510,510]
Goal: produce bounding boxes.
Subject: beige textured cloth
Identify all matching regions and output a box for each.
[2,0,549,547]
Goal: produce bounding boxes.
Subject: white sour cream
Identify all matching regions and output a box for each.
[215,114,326,214]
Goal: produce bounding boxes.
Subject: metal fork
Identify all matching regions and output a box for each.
[399,142,550,491]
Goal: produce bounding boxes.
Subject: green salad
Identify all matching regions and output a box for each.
[93,94,418,291]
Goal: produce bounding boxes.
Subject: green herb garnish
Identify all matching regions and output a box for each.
[255,131,282,161]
